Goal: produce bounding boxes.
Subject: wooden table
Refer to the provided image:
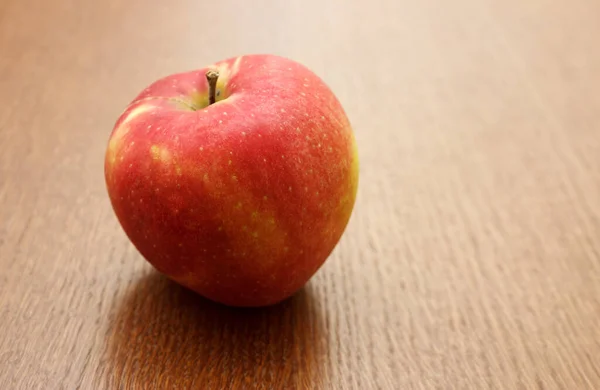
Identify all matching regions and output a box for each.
[2,0,600,388]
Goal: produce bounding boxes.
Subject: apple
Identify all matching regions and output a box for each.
[104,54,359,307]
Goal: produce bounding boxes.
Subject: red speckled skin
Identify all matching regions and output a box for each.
[104,54,358,307]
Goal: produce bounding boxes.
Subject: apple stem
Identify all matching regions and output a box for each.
[206,70,219,105]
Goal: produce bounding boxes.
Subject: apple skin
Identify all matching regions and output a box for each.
[104,54,359,307]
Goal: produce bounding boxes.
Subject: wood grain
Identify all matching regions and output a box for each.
[2,0,600,388]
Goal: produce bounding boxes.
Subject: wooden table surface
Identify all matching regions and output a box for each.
[2,0,600,388]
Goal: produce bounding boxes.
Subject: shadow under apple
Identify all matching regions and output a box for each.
[106,270,327,389]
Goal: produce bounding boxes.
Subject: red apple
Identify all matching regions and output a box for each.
[104,54,359,307]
